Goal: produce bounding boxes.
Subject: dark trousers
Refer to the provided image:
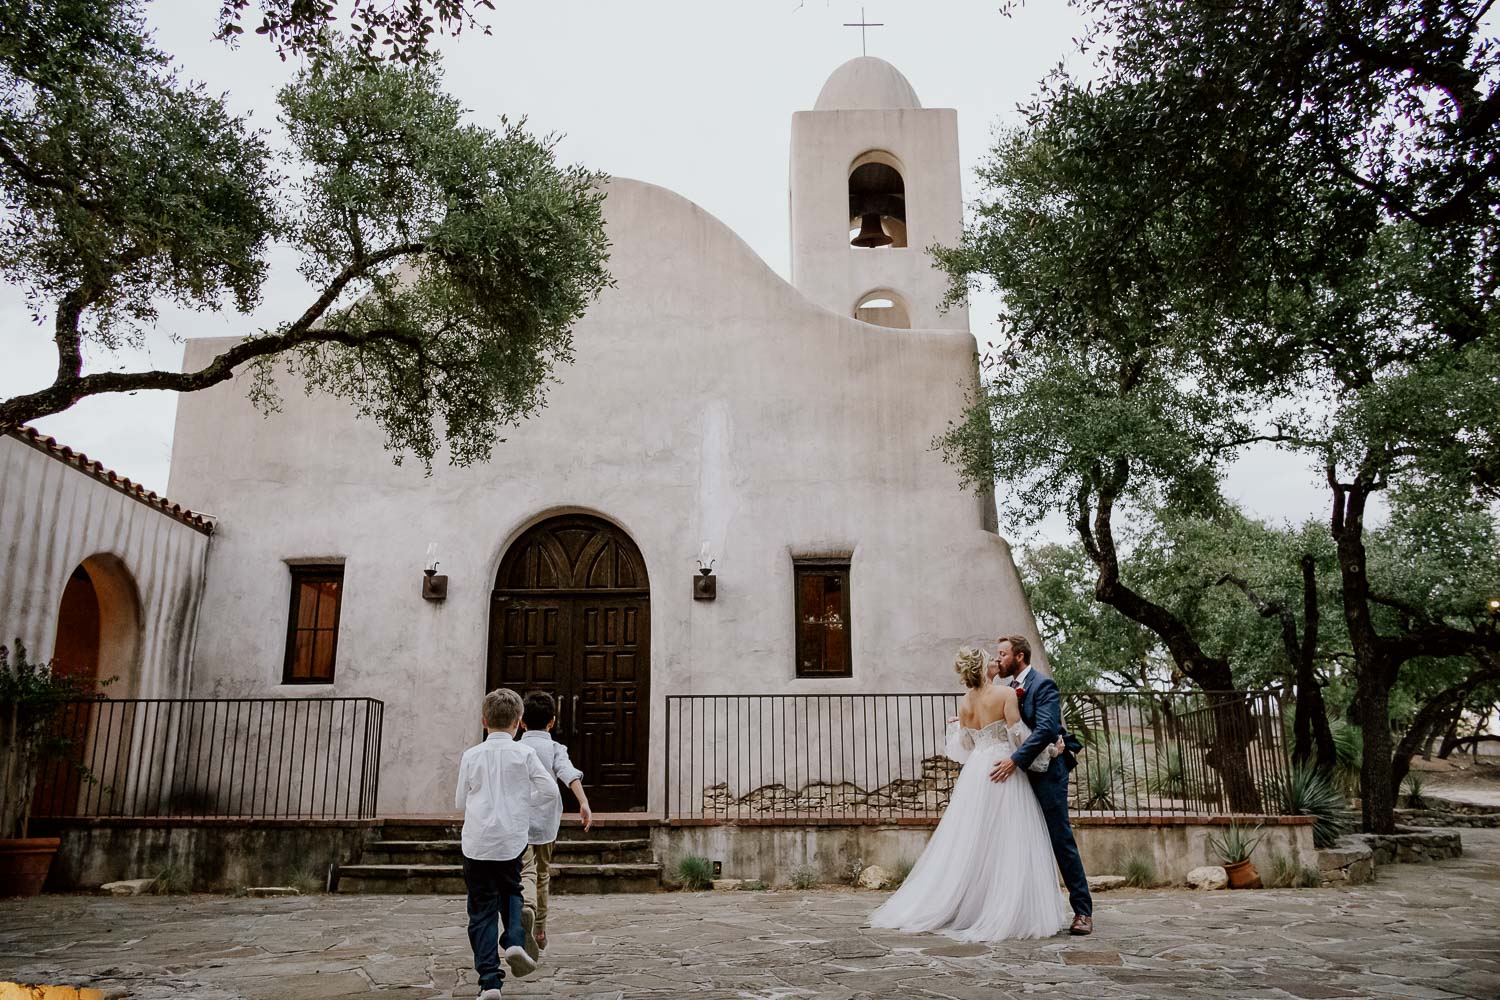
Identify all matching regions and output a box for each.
[1029,765,1093,917]
[463,852,525,991]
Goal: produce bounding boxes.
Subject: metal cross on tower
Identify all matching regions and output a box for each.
[843,7,884,57]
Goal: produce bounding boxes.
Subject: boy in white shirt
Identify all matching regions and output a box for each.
[517,691,593,956]
[455,688,560,999]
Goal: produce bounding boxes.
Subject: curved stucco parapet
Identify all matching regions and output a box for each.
[598,176,964,340]
[813,56,923,111]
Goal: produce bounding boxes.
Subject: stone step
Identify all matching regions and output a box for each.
[335,862,662,895]
[363,839,655,865]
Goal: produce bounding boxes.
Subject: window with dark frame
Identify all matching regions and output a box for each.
[283,564,343,684]
[794,560,852,678]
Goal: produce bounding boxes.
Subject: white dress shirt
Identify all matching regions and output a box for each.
[518,729,585,845]
[454,731,561,861]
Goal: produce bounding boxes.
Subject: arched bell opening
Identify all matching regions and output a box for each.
[848,151,907,249]
[853,289,912,329]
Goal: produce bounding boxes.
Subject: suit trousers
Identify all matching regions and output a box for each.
[1028,764,1093,917]
[520,841,555,936]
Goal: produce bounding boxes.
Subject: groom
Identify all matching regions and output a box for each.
[988,635,1094,935]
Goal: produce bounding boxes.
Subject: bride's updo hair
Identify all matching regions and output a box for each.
[954,646,988,689]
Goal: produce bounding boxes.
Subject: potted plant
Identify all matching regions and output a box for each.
[1,640,99,897]
[1206,820,1264,889]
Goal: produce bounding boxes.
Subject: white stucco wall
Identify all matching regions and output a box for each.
[166,177,1040,815]
[0,432,211,698]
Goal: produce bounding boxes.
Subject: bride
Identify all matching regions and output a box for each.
[869,647,1071,941]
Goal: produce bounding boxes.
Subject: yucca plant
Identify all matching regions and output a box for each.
[1084,762,1120,810]
[1330,719,1363,796]
[1403,771,1428,810]
[1276,763,1356,849]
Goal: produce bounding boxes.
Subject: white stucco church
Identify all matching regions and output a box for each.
[7,58,1044,818]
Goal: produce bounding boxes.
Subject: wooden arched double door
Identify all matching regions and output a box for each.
[488,514,650,812]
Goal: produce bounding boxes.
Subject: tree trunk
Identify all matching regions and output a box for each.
[1355,676,1397,834]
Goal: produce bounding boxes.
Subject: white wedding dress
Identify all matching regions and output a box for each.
[869,719,1071,941]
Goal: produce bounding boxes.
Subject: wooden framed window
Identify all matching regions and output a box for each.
[283,565,343,684]
[795,560,852,678]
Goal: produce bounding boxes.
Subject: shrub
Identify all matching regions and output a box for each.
[1147,746,1190,798]
[844,857,867,885]
[1122,854,1155,889]
[289,862,328,895]
[742,879,768,891]
[150,864,190,895]
[789,865,818,890]
[673,854,715,891]
[1403,771,1428,810]
[1266,852,1297,888]
[889,857,915,889]
[1276,763,1356,849]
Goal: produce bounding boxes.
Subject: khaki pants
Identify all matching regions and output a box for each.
[519,842,554,937]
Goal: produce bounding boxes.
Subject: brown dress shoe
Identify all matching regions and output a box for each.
[1069,914,1093,936]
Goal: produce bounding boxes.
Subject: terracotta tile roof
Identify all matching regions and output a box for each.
[7,426,214,535]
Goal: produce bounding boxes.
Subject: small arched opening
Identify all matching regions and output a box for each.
[854,289,912,329]
[848,151,907,249]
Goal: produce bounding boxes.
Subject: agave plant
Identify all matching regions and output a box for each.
[1329,719,1363,796]
[1277,762,1356,849]
[1403,771,1429,810]
[1206,820,1264,865]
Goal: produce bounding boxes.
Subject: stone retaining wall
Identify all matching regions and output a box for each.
[36,818,378,893]
[657,816,1317,887]
[1351,828,1463,866]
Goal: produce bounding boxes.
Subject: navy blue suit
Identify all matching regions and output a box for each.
[1009,670,1092,917]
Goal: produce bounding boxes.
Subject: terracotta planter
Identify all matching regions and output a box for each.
[1223,857,1262,890]
[0,837,61,897]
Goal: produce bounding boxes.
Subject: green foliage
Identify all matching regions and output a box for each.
[1330,721,1364,796]
[0,640,104,839]
[843,857,867,886]
[150,864,190,895]
[1121,854,1155,889]
[1206,822,1264,866]
[1,4,613,472]
[938,0,1500,835]
[672,855,714,891]
[1402,771,1428,811]
[216,1,489,65]
[789,865,818,891]
[289,862,328,895]
[1267,853,1325,890]
[1276,764,1356,849]
[889,857,915,889]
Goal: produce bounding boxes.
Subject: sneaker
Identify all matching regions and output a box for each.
[521,904,539,960]
[477,989,503,1000]
[503,944,538,979]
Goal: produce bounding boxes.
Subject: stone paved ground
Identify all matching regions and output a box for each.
[3,829,1499,1000]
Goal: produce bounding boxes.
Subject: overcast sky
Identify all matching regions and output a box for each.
[0,0,1337,543]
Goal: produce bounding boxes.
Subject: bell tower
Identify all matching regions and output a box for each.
[789,57,967,331]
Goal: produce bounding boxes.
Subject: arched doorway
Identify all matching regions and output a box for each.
[36,555,141,816]
[489,514,650,812]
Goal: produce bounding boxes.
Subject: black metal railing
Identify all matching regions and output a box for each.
[664,690,1291,822]
[32,697,384,820]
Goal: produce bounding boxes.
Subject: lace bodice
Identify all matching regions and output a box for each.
[945,719,1059,772]
[966,719,1014,751]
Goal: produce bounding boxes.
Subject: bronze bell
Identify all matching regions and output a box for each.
[851,212,893,248]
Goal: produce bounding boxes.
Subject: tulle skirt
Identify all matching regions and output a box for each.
[869,742,1071,941]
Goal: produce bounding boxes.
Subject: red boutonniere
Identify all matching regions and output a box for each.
[1014,686,1026,698]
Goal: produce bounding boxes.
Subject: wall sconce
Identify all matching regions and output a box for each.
[422,541,448,602]
[694,541,717,601]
